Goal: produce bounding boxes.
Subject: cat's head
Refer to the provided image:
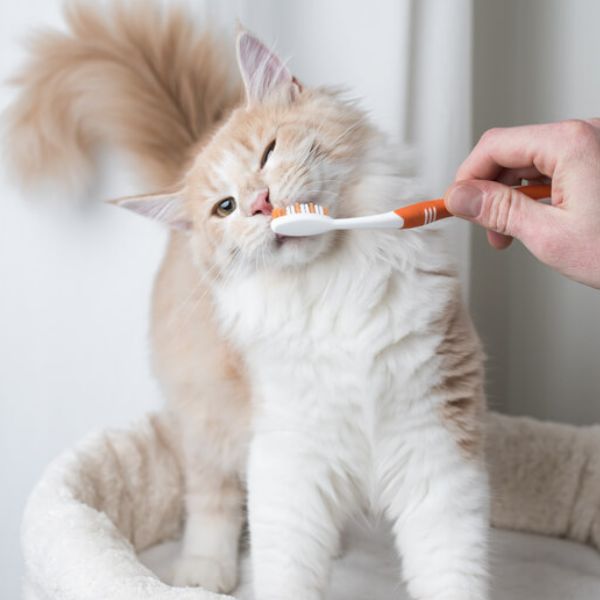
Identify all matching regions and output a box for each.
[115,30,374,274]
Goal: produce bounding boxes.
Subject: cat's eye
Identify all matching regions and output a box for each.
[260,139,276,169]
[213,197,237,218]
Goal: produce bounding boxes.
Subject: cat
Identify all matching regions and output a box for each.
[6,3,489,599]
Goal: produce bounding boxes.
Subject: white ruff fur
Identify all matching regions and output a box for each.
[213,160,489,600]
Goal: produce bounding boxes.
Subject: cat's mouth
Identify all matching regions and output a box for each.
[274,233,308,245]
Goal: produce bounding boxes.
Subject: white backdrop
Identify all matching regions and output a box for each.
[4,1,599,599]
[0,4,165,596]
[470,0,600,424]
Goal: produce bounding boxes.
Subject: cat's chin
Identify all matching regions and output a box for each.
[269,232,332,269]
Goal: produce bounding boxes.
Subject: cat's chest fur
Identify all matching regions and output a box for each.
[214,243,452,418]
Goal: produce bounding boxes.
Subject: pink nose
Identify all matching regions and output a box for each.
[250,189,272,216]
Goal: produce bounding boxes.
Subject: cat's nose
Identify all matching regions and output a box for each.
[250,189,272,216]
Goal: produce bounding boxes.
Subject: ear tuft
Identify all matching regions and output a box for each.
[108,191,191,230]
[236,30,300,104]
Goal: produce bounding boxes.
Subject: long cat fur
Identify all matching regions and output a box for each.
[6,3,489,599]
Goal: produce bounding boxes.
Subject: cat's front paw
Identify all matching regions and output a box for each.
[171,555,238,593]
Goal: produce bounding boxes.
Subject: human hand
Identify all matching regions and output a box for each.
[445,119,600,288]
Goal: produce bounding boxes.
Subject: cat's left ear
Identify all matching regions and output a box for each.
[236,29,302,105]
[108,191,191,230]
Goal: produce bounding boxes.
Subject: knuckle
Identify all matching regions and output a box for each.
[481,187,514,235]
[587,117,600,130]
[561,118,596,144]
[479,127,502,146]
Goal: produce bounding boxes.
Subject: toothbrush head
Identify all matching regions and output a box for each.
[271,203,332,236]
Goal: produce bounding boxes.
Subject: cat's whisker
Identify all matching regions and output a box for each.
[164,261,223,330]
[296,189,338,197]
[318,119,363,148]
[303,178,343,184]
[165,247,243,334]
[177,248,241,326]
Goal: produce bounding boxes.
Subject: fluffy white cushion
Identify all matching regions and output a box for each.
[142,521,600,599]
[21,411,600,599]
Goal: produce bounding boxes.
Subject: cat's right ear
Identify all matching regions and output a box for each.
[108,191,191,230]
[236,28,302,105]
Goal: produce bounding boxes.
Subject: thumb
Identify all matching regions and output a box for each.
[445,180,553,243]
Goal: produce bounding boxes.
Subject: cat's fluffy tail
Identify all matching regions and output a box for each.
[5,2,241,190]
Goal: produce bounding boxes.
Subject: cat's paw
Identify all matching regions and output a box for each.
[171,555,238,593]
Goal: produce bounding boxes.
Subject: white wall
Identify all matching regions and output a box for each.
[471,0,600,424]
[0,3,166,596]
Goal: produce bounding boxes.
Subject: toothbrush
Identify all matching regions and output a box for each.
[271,184,551,237]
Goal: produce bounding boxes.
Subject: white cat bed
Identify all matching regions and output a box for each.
[22,411,600,600]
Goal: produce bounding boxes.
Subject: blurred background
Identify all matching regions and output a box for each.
[1,0,599,597]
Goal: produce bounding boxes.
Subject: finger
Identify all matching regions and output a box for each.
[487,230,513,249]
[456,122,566,182]
[445,180,560,244]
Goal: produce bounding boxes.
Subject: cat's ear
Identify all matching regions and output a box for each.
[108,191,191,230]
[236,28,302,105]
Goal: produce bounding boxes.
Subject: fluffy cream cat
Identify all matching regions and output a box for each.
[7,4,488,599]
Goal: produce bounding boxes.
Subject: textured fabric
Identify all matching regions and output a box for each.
[21,411,600,599]
[487,412,600,549]
[141,522,600,600]
[21,412,225,600]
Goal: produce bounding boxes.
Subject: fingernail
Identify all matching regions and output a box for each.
[447,185,483,218]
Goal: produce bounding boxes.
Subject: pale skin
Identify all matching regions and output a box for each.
[444,118,600,289]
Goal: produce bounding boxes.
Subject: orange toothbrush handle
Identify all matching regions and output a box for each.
[393,184,551,229]
[515,183,552,200]
[394,199,450,229]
